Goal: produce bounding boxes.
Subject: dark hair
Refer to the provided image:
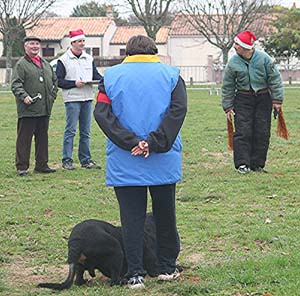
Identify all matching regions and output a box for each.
[125,35,158,56]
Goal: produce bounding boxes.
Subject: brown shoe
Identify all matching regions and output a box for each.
[34,167,56,173]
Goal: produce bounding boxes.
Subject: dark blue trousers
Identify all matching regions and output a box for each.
[233,92,272,169]
[114,184,180,278]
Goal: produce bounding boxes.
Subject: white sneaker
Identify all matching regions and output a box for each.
[237,164,250,174]
[127,275,145,289]
[158,268,181,281]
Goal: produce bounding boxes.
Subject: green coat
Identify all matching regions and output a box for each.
[11,55,58,118]
[221,50,284,111]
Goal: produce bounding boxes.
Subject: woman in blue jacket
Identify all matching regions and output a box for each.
[94,35,187,289]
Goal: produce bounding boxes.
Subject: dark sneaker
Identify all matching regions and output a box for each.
[237,165,250,174]
[81,160,101,169]
[252,167,268,173]
[34,167,56,174]
[127,275,145,289]
[17,169,28,177]
[158,268,181,281]
[62,160,75,170]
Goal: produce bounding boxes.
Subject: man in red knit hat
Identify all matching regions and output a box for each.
[222,30,284,174]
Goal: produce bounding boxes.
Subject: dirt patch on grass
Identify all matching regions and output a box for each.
[185,252,206,265]
[201,151,232,170]
[4,256,68,285]
[4,256,111,292]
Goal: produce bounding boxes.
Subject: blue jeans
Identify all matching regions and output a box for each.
[62,101,92,164]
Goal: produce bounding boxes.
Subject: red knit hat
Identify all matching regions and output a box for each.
[234,30,257,49]
[69,29,85,42]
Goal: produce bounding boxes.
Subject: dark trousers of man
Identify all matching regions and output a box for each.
[233,92,272,169]
[114,184,180,278]
[16,116,49,171]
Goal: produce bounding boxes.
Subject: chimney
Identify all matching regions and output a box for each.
[292,2,296,9]
[106,5,113,18]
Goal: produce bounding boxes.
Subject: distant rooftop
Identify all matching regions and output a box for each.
[27,17,113,41]
[110,26,170,44]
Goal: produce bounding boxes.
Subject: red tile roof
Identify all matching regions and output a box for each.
[26,17,113,41]
[170,14,199,35]
[110,26,170,44]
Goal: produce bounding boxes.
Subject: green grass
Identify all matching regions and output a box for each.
[0,89,300,296]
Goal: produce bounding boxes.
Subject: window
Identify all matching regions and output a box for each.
[85,48,91,54]
[92,48,100,56]
[120,48,126,56]
[42,47,54,57]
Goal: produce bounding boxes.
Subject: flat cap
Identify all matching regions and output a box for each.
[23,36,41,43]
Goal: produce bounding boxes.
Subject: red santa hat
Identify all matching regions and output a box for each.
[234,30,257,49]
[69,29,85,42]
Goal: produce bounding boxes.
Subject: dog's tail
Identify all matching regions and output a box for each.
[38,239,82,290]
[37,263,76,290]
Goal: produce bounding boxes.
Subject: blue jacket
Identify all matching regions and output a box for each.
[104,55,181,186]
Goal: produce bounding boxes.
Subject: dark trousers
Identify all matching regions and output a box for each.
[16,116,49,171]
[233,92,272,169]
[114,184,180,278]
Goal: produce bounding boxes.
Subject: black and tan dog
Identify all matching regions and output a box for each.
[38,213,161,290]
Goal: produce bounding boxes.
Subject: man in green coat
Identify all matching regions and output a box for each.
[222,30,284,174]
[11,36,58,176]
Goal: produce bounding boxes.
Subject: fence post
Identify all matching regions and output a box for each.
[5,68,12,85]
[207,55,213,82]
[190,77,193,86]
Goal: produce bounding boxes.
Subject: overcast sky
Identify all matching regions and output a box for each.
[51,0,300,17]
[51,0,128,17]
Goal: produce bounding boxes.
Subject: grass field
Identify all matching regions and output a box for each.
[0,88,299,296]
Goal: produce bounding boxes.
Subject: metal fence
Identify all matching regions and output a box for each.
[2,61,300,88]
[178,64,300,85]
[178,65,223,85]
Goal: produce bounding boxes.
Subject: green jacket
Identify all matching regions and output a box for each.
[11,55,58,118]
[221,50,284,111]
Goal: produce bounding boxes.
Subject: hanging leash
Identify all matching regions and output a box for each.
[227,115,234,151]
[273,108,289,140]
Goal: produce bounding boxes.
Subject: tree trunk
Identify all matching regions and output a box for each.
[5,32,13,84]
[145,26,158,41]
[222,49,229,66]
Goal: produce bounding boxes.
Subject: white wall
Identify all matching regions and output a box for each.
[109,43,168,58]
[157,44,168,56]
[109,45,125,57]
[103,22,117,57]
[84,36,102,51]
[168,36,221,66]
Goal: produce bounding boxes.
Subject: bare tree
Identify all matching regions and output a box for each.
[181,0,273,65]
[0,0,56,82]
[126,0,175,40]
